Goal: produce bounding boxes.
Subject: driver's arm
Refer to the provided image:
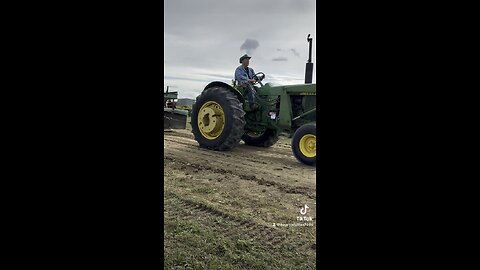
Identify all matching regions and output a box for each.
[248,68,256,82]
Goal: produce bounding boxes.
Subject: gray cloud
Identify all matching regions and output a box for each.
[290,49,300,57]
[240,38,260,55]
[272,57,288,61]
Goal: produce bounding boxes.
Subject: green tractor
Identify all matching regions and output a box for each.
[191,35,316,165]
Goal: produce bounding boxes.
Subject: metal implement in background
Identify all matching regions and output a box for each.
[164,87,188,130]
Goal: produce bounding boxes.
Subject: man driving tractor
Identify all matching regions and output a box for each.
[235,54,259,111]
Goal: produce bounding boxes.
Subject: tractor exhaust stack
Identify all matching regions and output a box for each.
[305,34,313,84]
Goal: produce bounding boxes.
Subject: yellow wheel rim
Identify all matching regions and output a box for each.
[299,134,316,158]
[197,101,225,140]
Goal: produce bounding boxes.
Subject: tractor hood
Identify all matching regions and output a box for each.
[259,82,316,95]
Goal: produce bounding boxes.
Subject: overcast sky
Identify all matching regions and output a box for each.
[164,0,316,99]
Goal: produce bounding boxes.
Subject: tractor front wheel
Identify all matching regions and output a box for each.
[292,123,316,165]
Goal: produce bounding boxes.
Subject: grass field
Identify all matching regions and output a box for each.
[164,128,316,269]
[164,192,315,269]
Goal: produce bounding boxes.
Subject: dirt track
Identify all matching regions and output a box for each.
[164,129,317,269]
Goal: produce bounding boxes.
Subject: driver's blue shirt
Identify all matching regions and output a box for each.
[234,65,255,85]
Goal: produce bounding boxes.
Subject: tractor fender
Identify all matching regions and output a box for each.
[203,81,245,103]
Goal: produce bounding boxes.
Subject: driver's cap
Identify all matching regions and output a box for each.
[239,54,251,63]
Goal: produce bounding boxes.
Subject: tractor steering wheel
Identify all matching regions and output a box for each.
[252,72,266,86]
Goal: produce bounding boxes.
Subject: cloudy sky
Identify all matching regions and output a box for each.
[164,0,316,99]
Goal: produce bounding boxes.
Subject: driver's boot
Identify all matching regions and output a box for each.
[250,103,259,111]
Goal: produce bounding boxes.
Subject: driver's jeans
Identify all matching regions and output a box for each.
[243,83,256,107]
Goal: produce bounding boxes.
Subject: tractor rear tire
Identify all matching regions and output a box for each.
[191,86,245,150]
[241,129,279,147]
[292,123,316,165]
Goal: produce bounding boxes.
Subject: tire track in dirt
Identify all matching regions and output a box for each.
[164,129,316,249]
[165,130,293,151]
[164,191,316,253]
[164,155,315,199]
[164,152,315,201]
[163,132,298,156]
[164,135,316,187]
[164,142,292,174]
[163,130,291,151]
[164,160,317,230]
[163,137,297,167]
[164,137,270,165]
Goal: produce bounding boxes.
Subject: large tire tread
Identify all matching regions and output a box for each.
[191,87,245,151]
